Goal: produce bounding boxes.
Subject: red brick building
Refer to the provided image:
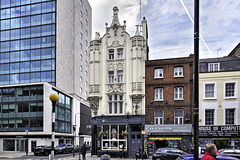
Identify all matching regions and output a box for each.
[145,54,194,154]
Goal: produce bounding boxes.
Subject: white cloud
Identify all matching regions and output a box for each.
[88,0,240,59]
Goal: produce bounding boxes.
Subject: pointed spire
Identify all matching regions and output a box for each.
[134,25,141,36]
[110,6,121,27]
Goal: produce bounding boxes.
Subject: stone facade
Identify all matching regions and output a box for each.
[88,6,148,157]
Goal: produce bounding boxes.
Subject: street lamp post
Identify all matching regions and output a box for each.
[75,113,81,160]
[25,125,29,155]
[49,93,59,160]
[73,125,76,157]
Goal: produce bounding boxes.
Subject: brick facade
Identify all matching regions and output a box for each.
[145,55,194,125]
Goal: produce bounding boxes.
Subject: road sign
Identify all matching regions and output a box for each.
[25,126,29,131]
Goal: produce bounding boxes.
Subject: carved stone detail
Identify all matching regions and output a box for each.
[107,83,123,93]
[132,82,142,91]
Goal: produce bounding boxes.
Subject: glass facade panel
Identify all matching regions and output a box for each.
[0,1,56,85]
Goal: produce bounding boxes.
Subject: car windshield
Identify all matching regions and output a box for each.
[58,144,65,147]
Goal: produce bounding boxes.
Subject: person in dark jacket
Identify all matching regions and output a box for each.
[81,143,87,160]
[201,144,217,160]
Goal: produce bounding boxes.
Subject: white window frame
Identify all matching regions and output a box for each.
[117,48,123,59]
[174,67,184,77]
[202,102,218,125]
[154,68,164,79]
[108,95,123,114]
[155,110,164,125]
[117,70,123,83]
[205,109,214,125]
[108,49,114,60]
[225,108,235,125]
[174,109,184,124]
[223,81,238,99]
[222,101,239,125]
[208,63,220,72]
[174,87,183,100]
[203,82,217,99]
[154,88,164,101]
[108,71,114,83]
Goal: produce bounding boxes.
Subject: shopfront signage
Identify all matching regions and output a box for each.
[145,124,192,135]
[199,125,240,137]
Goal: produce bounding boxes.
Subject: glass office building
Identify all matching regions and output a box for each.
[0,0,56,86]
[0,0,92,152]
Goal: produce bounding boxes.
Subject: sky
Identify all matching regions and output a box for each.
[88,0,240,60]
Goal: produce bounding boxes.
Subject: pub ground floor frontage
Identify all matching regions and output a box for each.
[145,124,193,156]
[91,115,145,158]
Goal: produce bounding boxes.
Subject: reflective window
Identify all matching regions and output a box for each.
[10,74,19,84]
[1,9,10,19]
[31,15,41,26]
[42,2,53,13]
[1,41,10,52]
[1,19,10,30]
[11,0,20,7]
[30,72,40,82]
[1,30,10,41]
[21,17,31,27]
[21,28,30,38]
[10,52,19,62]
[11,7,20,18]
[21,39,31,50]
[11,29,20,40]
[20,73,30,83]
[41,48,52,59]
[31,61,40,71]
[31,26,41,37]
[41,60,51,71]
[11,18,20,29]
[31,38,41,49]
[31,49,41,60]
[31,3,41,15]
[20,62,30,72]
[41,71,51,82]
[0,52,9,63]
[20,51,30,61]
[21,0,31,5]
[1,0,10,8]
[21,5,31,16]
[10,63,19,73]
[10,40,20,51]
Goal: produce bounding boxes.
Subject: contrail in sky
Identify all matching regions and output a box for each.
[179,0,213,56]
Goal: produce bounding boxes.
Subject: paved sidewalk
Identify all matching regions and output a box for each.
[0,151,150,160]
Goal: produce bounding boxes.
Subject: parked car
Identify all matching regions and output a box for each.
[176,154,240,160]
[74,145,80,152]
[55,144,73,154]
[34,145,52,156]
[85,144,91,151]
[152,148,188,160]
[217,149,240,159]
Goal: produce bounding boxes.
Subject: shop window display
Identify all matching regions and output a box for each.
[101,124,127,150]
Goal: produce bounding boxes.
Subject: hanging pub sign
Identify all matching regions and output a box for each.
[199,125,240,137]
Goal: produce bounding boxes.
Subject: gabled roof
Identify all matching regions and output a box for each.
[228,42,240,57]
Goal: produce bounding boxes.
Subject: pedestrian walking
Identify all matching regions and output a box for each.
[201,144,217,160]
[81,143,87,160]
[119,143,124,158]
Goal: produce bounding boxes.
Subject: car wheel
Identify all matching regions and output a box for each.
[34,153,38,156]
[45,151,49,156]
